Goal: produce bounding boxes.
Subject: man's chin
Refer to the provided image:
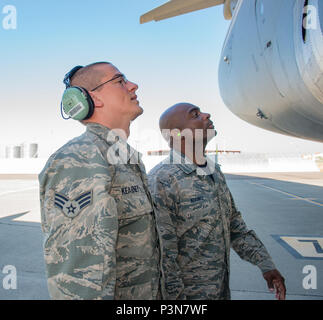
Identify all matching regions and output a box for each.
[204,128,217,141]
[131,106,144,120]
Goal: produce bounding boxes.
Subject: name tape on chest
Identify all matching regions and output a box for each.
[190,196,204,203]
[121,185,140,195]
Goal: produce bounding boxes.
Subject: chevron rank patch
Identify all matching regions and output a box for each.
[54,190,93,218]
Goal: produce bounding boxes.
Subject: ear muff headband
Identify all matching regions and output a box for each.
[61,65,95,121]
[63,65,83,89]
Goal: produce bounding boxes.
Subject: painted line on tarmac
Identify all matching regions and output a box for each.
[249,182,323,207]
[272,235,323,260]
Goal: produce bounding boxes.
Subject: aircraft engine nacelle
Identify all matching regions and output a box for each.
[219,0,323,142]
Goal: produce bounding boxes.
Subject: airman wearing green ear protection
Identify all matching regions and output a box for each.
[39,62,165,300]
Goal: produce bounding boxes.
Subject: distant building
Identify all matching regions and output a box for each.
[3,143,38,159]
[147,149,241,156]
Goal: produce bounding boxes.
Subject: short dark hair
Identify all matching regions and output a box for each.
[70,61,111,91]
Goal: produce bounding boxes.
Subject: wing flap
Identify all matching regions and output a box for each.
[140,0,225,24]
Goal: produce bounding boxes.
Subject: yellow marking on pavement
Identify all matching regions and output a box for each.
[249,182,323,207]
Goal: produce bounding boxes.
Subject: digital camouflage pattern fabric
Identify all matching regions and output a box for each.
[148,151,276,300]
[39,123,163,300]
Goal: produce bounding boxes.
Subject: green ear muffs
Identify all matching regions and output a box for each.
[61,86,94,120]
[61,65,95,121]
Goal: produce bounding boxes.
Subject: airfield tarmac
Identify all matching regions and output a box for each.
[0,172,322,300]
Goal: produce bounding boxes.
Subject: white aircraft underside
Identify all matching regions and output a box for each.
[141,0,323,143]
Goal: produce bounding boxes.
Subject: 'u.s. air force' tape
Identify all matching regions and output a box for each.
[54,190,93,218]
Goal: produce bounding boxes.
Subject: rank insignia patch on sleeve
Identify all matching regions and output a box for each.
[54,190,93,218]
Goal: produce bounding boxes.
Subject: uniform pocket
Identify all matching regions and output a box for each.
[176,196,211,238]
[117,213,158,259]
[110,183,154,220]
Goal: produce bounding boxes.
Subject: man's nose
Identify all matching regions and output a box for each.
[127,80,138,92]
[202,112,211,119]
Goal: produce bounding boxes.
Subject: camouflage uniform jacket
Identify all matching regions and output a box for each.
[148,151,276,300]
[39,122,163,300]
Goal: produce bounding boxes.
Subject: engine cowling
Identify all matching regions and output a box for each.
[219,0,323,142]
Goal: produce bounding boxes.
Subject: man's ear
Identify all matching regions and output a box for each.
[89,92,104,108]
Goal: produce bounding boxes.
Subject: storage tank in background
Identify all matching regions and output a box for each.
[28,143,38,158]
[13,145,22,158]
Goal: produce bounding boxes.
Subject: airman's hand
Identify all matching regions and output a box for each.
[263,269,286,300]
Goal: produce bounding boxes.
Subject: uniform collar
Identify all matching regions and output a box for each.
[86,122,111,140]
[86,122,143,165]
[169,150,197,174]
[169,149,217,176]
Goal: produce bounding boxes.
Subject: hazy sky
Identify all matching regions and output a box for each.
[1,0,322,158]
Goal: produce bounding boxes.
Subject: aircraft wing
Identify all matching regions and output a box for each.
[140,0,227,24]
